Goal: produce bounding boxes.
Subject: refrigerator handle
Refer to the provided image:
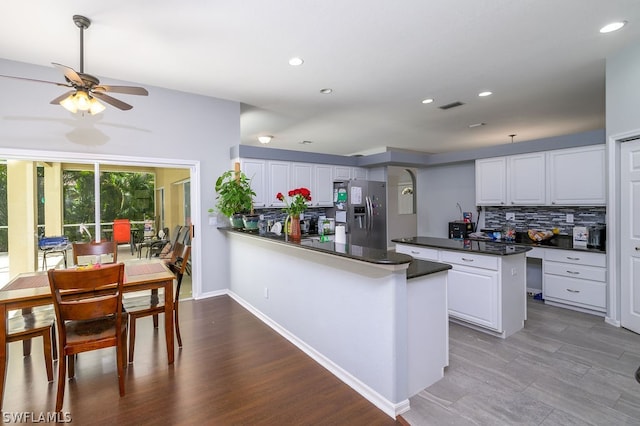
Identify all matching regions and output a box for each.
[365,196,373,231]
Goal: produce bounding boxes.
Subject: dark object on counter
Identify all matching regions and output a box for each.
[587,224,606,249]
[449,221,474,239]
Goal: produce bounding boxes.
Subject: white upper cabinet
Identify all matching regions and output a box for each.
[548,145,606,205]
[239,159,267,208]
[476,157,507,205]
[334,166,352,181]
[353,167,368,180]
[507,153,546,205]
[313,165,334,207]
[476,145,605,206]
[292,163,335,207]
[267,161,291,207]
[240,159,342,209]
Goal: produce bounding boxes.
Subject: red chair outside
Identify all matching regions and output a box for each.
[112,219,131,245]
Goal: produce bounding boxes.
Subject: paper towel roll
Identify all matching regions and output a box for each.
[335,225,346,244]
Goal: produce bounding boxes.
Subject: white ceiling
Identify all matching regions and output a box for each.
[1,1,639,156]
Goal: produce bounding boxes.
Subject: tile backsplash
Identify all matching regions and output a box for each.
[483,206,606,235]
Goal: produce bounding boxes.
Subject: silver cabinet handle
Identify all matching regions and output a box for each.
[411,250,420,254]
[566,256,580,261]
[566,289,580,293]
[566,271,580,275]
[636,247,640,251]
[461,257,474,262]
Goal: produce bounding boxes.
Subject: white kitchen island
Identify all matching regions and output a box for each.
[226,230,451,419]
[394,236,531,339]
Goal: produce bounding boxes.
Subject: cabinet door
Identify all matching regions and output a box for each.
[314,165,334,207]
[508,153,546,205]
[353,167,368,180]
[447,265,500,331]
[291,163,313,189]
[334,166,352,181]
[292,163,314,207]
[267,161,291,207]
[240,159,267,208]
[548,145,606,205]
[475,157,507,205]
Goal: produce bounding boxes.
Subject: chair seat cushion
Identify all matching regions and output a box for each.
[123,294,167,312]
[8,310,55,335]
[65,313,128,345]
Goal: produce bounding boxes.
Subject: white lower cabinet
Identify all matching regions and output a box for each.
[447,265,499,330]
[542,249,606,314]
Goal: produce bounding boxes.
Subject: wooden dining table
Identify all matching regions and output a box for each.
[0,259,176,409]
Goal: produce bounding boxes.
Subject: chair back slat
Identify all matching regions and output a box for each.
[58,295,118,321]
[72,241,118,265]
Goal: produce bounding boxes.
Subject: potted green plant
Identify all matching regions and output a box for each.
[214,170,256,229]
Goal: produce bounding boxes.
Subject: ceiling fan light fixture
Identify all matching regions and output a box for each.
[60,90,106,115]
[88,97,106,115]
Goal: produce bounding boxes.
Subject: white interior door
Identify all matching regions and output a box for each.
[621,138,640,333]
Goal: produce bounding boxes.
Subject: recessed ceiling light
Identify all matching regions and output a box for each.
[478,91,492,97]
[468,122,486,128]
[258,135,272,144]
[289,57,304,66]
[600,21,627,33]
[421,98,434,104]
[320,88,333,94]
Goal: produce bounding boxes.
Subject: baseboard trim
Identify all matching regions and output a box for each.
[228,291,409,419]
[605,316,621,327]
[195,288,228,300]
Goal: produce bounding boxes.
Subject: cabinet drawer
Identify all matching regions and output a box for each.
[544,275,606,310]
[544,249,606,267]
[544,262,606,282]
[395,244,439,261]
[441,251,498,270]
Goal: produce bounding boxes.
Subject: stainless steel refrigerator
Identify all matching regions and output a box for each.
[333,180,387,248]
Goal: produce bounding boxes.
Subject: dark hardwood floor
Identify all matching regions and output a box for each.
[3,295,403,425]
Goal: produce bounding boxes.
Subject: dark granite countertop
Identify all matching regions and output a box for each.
[225,228,413,266]
[392,236,532,256]
[406,259,451,279]
[468,232,606,253]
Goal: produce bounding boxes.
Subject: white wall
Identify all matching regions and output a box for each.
[605,41,640,324]
[0,58,240,296]
[416,161,476,238]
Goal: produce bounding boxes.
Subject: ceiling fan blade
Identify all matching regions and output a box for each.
[92,91,133,110]
[94,85,148,96]
[52,63,84,86]
[49,90,76,105]
[0,74,70,87]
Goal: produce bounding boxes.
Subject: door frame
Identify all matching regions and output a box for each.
[607,128,640,327]
[0,147,201,299]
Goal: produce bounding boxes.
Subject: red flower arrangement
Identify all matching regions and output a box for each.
[276,187,312,216]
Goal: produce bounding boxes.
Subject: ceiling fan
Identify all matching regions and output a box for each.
[0,14,148,115]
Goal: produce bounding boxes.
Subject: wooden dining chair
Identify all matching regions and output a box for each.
[72,241,118,266]
[124,243,191,363]
[47,263,128,412]
[7,309,55,383]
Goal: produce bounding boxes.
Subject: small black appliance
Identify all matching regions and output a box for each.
[587,224,606,249]
[449,221,474,239]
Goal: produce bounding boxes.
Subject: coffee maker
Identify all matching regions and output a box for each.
[587,224,606,249]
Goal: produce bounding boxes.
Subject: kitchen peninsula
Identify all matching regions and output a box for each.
[225,229,451,418]
[393,236,531,339]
